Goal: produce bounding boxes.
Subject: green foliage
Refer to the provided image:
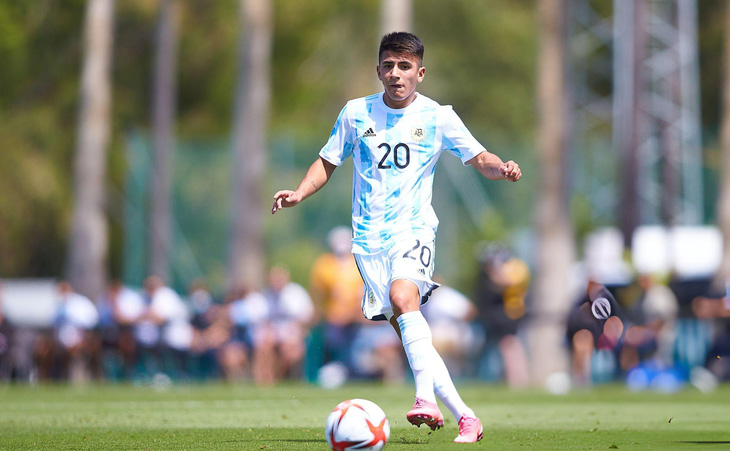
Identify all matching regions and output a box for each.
[0,0,726,288]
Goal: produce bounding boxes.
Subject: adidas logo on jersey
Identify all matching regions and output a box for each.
[362,127,377,138]
[418,268,426,275]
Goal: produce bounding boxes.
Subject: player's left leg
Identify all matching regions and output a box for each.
[430,355,483,442]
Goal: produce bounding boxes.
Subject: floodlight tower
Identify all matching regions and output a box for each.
[570,0,703,247]
[613,0,703,246]
[568,0,616,224]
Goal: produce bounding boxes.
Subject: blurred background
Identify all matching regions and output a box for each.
[1,0,730,393]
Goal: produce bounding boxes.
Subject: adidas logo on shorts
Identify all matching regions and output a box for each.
[362,127,377,138]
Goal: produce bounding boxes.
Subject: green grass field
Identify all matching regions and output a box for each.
[1,382,729,450]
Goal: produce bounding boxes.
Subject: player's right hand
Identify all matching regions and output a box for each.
[272,190,302,214]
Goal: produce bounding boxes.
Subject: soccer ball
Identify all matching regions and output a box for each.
[325,399,390,451]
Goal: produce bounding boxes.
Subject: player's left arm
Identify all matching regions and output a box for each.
[467,150,522,182]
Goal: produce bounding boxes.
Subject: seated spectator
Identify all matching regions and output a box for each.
[350,321,404,383]
[474,246,530,387]
[144,276,192,380]
[185,280,218,380]
[0,281,10,380]
[619,274,679,371]
[98,280,146,379]
[262,265,314,382]
[188,279,214,329]
[225,285,269,384]
[422,277,477,378]
[52,281,100,383]
[566,281,627,385]
[691,278,730,379]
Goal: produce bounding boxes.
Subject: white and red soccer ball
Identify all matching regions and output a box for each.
[325,399,390,451]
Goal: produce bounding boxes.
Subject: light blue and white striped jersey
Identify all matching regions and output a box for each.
[320,92,486,255]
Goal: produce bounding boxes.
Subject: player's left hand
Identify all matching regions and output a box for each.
[500,161,522,182]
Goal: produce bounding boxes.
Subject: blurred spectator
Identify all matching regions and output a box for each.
[97,280,146,379]
[0,281,10,380]
[36,281,101,383]
[185,280,218,380]
[144,276,192,380]
[309,226,365,375]
[619,274,679,371]
[566,281,628,385]
[188,279,214,329]
[691,277,730,379]
[350,322,404,383]
[225,285,269,383]
[474,245,530,387]
[422,276,477,378]
[260,265,314,382]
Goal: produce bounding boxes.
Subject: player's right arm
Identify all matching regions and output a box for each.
[271,156,337,214]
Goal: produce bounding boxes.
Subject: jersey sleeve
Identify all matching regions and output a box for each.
[439,106,486,166]
[319,103,356,166]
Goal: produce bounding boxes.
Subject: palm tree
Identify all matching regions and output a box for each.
[530,0,575,385]
[380,0,412,35]
[228,0,273,291]
[67,0,115,301]
[149,0,180,283]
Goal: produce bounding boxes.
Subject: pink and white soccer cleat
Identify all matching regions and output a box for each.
[453,415,483,443]
[406,397,444,430]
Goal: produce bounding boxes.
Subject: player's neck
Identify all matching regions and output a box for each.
[382,91,418,110]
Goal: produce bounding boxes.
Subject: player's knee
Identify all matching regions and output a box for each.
[389,287,419,315]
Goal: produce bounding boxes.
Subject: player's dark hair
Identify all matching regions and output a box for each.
[379,32,424,66]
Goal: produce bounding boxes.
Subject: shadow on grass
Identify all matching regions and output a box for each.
[676,442,730,445]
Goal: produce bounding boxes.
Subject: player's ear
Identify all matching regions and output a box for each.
[376,65,383,80]
[417,66,426,82]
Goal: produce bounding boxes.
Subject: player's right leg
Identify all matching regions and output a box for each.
[389,280,444,430]
[354,251,444,431]
[387,236,482,442]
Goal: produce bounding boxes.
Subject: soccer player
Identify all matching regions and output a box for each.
[272,32,522,443]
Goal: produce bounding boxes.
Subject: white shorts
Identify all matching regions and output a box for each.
[354,231,440,321]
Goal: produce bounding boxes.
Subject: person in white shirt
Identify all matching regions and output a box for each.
[138,276,191,379]
[262,265,314,382]
[225,285,269,383]
[421,278,478,378]
[54,281,100,382]
[272,32,522,443]
[98,280,146,379]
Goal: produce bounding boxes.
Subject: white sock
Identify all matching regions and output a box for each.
[397,311,436,403]
[432,353,476,420]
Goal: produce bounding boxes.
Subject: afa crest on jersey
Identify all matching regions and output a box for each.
[411,127,425,142]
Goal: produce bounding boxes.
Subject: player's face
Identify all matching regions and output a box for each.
[377,51,425,109]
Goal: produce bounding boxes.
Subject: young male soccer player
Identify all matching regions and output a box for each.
[272,32,522,443]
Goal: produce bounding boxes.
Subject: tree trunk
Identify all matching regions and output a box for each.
[67,0,115,301]
[380,0,413,35]
[530,0,575,386]
[150,0,180,283]
[716,1,730,288]
[228,0,272,291]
